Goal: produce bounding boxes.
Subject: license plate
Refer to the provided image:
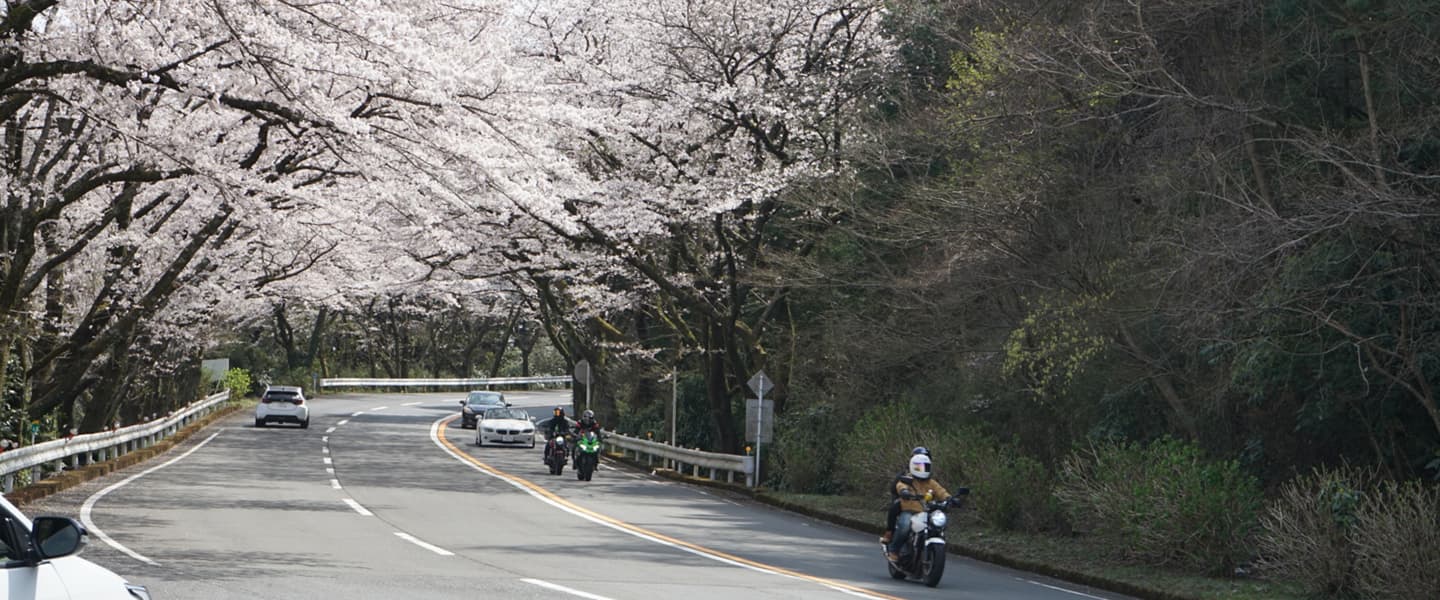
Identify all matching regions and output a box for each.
[503,435,514,442]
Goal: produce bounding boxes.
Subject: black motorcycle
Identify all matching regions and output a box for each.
[543,434,570,476]
[883,487,968,588]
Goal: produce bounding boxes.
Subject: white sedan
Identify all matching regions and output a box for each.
[475,408,536,448]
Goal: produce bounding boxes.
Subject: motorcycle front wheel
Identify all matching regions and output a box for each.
[921,544,946,588]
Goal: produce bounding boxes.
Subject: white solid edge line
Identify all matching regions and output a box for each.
[402,402,422,406]
[330,479,342,489]
[429,417,891,600]
[521,578,616,600]
[342,498,373,516]
[1024,579,1112,600]
[372,406,388,411]
[81,431,224,566]
[394,532,454,556]
[351,411,364,417]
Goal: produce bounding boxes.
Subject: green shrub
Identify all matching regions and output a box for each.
[774,404,843,493]
[1257,465,1372,597]
[980,451,1064,532]
[833,402,1064,531]
[222,368,252,400]
[1351,480,1440,600]
[835,401,943,502]
[1056,437,1262,574]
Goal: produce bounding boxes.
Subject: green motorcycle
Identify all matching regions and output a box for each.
[574,431,601,481]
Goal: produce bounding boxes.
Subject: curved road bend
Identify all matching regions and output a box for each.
[36,392,1132,600]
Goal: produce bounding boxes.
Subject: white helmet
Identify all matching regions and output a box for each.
[909,454,932,480]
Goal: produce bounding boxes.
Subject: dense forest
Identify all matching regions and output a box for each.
[2,1,1436,596]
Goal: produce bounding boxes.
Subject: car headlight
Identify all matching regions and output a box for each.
[522,428,533,434]
[127,584,152,600]
[930,510,947,529]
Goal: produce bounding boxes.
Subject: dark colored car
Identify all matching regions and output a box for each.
[459,391,508,429]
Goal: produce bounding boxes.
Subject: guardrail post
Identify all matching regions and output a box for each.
[2,473,12,493]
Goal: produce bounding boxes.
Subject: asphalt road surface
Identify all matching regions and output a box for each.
[25,391,1135,600]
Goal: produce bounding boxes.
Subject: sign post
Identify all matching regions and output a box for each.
[746,371,775,488]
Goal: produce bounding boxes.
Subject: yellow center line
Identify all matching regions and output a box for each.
[435,415,905,600]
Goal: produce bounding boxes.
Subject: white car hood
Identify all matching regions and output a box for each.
[51,554,133,598]
[480,419,531,429]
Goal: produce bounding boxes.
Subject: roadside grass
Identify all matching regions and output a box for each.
[763,492,1307,600]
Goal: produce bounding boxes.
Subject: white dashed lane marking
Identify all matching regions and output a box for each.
[342,498,373,516]
[395,532,454,556]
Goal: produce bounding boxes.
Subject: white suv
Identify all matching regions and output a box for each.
[255,385,310,428]
[0,495,151,599]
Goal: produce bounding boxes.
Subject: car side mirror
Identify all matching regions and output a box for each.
[31,517,86,560]
[459,399,467,406]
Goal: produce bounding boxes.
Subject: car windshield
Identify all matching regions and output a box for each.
[483,408,528,420]
[466,392,504,405]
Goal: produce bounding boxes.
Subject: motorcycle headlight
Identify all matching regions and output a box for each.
[930,510,948,529]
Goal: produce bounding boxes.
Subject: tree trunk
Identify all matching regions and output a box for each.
[705,321,740,453]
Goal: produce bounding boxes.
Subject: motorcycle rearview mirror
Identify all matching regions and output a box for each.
[954,487,971,496]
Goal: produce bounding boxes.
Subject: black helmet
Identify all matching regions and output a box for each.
[911,446,931,457]
[554,406,565,415]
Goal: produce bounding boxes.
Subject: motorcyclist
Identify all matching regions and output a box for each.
[886,453,952,563]
[543,406,572,462]
[572,409,602,466]
[881,446,931,545]
[575,410,601,436]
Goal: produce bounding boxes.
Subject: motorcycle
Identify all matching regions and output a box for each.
[544,434,569,476]
[574,431,601,481]
[883,487,968,588]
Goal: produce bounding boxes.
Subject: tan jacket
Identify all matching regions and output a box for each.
[894,476,951,513]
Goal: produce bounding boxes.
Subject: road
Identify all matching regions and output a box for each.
[27,391,1132,600]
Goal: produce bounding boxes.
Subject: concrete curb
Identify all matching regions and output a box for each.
[4,403,244,507]
[602,452,1196,600]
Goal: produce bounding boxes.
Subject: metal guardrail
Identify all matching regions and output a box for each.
[319,375,571,388]
[602,431,755,486]
[0,390,230,493]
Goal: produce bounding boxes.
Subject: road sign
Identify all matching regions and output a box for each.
[573,359,590,383]
[744,398,774,443]
[747,371,774,397]
[29,421,40,436]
